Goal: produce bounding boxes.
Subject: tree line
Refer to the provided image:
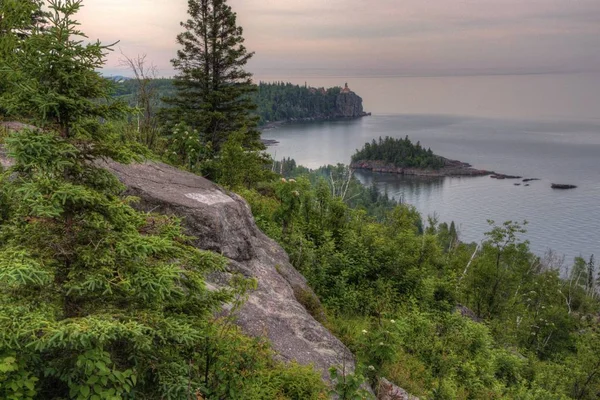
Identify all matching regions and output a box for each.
[241,160,600,399]
[110,79,347,126]
[253,82,343,125]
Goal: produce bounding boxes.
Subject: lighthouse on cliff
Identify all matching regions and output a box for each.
[340,82,351,94]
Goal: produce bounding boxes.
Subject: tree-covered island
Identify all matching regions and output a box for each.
[351,136,493,177]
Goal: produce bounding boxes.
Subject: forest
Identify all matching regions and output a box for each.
[1,0,599,399]
[352,136,446,169]
[252,82,343,125]
[110,79,346,126]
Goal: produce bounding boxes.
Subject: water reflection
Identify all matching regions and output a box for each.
[355,170,445,205]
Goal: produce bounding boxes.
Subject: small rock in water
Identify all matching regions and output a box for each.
[551,183,577,189]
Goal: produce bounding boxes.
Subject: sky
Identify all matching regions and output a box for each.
[75,0,600,78]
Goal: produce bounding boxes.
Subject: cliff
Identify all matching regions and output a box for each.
[101,160,357,380]
[334,89,367,118]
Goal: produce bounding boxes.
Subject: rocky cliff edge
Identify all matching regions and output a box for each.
[102,160,356,379]
[0,123,356,382]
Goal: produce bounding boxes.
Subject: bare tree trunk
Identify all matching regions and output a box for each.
[119,52,158,147]
[458,242,481,286]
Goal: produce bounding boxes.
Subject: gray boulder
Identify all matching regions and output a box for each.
[102,160,356,380]
[378,378,419,400]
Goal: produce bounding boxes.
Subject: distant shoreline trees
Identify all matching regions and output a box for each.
[110,79,350,127]
[254,82,343,125]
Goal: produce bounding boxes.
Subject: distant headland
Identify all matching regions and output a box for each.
[256,82,370,129]
[110,79,371,130]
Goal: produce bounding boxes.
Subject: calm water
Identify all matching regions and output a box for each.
[260,73,600,261]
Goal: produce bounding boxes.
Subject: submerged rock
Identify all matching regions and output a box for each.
[551,183,577,189]
[491,174,522,179]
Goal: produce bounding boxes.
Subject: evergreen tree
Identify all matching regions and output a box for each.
[164,0,261,156]
[0,0,46,117]
[0,1,230,397]
[0,0,45,45]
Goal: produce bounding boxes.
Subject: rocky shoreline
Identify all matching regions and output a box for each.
[350,158,493,177]
[351,159,579,190]
[260,112,372,131]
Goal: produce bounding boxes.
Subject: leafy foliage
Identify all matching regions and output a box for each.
[0,0,47,117]
[241,161,600,399]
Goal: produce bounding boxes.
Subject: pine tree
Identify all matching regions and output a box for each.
[163,0,261,157]
[0,0,46,117]
[0,1,230,397]
[0,0,45,45]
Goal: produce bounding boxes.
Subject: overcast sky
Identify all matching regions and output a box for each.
[76,0,600,78]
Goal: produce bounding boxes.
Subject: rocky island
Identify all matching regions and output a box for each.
[351,157,492,177]
[551,183,578,189]
[351,136,494,177]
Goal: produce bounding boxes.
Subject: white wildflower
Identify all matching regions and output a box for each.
[361,329,368,334]
[368,365,375,371]
[390,319,395,324]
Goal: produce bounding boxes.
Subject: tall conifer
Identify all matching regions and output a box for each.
[164,0,261,155]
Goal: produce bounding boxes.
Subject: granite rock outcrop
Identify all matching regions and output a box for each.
[0,122,358,384]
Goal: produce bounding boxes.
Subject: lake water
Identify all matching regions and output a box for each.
[259,72,600,261]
